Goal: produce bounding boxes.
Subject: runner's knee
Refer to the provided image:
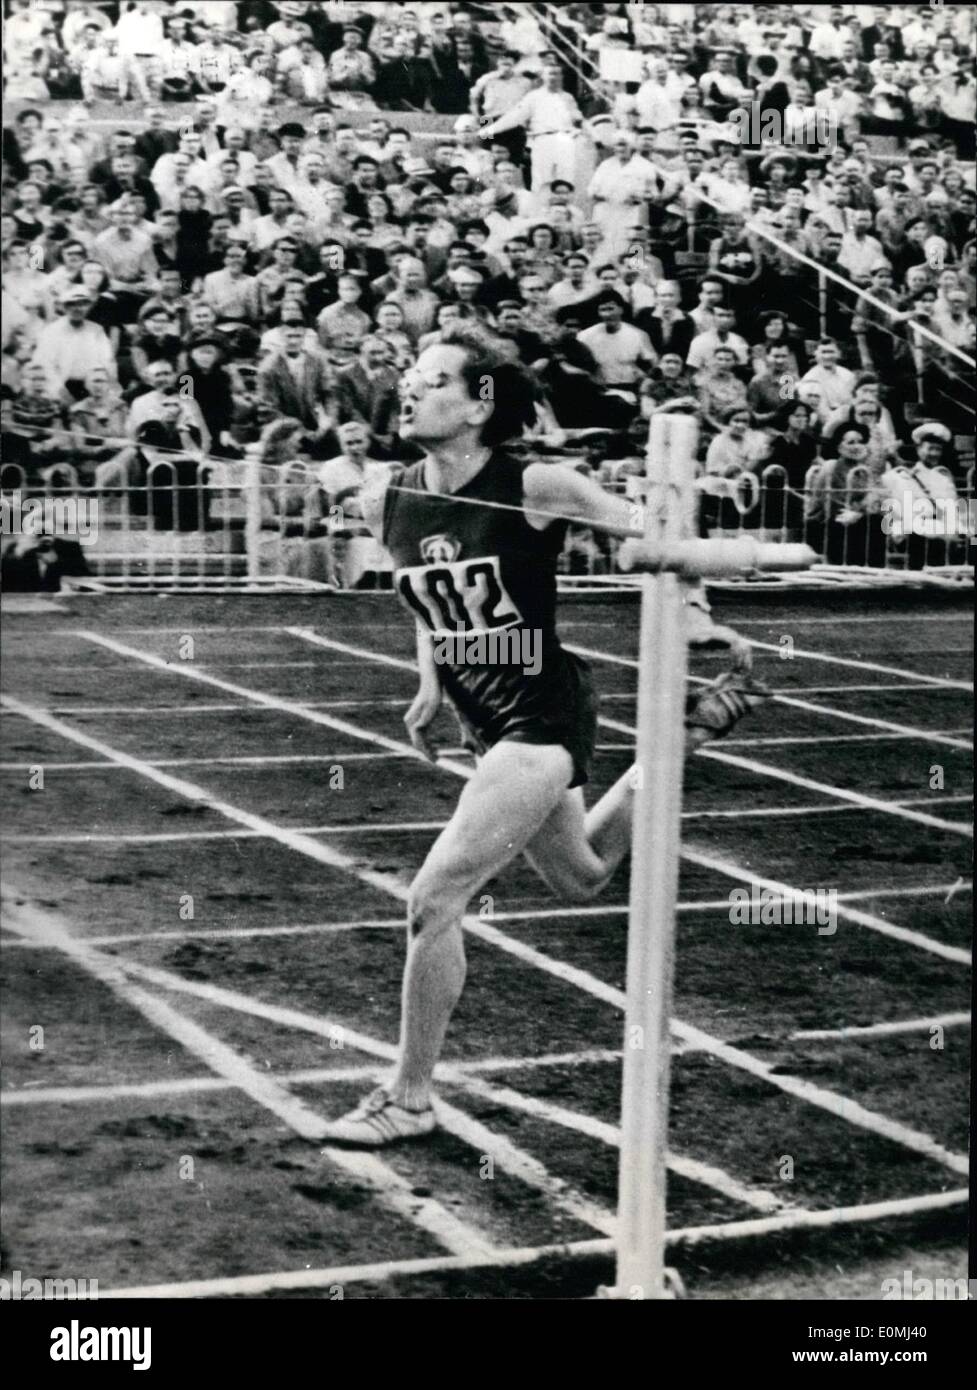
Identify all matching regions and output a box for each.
[407,875,467,939]
[542,861,610,904]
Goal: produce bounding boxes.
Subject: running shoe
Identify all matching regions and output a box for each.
[319,1087,436,1147]
[686,671,770,743]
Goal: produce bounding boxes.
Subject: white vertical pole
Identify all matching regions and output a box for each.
[245,450,262,588]
[612,413,696,1298]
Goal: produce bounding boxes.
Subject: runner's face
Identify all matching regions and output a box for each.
[397,344,487,445]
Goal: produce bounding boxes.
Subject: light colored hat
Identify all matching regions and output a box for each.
[911,421,951,446]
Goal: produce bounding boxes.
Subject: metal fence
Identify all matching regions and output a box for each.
[2,457,972,594]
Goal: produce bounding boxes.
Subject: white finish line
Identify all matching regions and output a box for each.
[94,1186,968,1298]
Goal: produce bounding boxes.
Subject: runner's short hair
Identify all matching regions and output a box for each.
[438,323,536,447]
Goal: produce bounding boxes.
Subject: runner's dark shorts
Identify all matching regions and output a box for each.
[448,649,599,790]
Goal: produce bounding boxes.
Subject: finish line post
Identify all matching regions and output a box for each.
[600,420,816,1299]
[605,413,695,1299]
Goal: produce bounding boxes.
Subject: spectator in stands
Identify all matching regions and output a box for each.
[799,339,857,423]
[805,421,885,565]
[258,321,334,440]
[764,399,820,532]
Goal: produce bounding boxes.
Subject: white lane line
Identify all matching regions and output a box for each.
[77,630,474,780]
[94,1186,971,1297]
[699,747,971,838]
[8,694,968,1179]
[5,881,966,951]
[599,713,972,841]
[570,643,972,751]
[1,896,496,1260]
[94,956,777,1220]
[462,916,970,1178]
[720,731,973,748]
[2,684,962,716]
[0,753,466,770]
[6,794,973,846]
[1,1049,627,1107]
[745,638,973,692]
[838,882,972,903]
[792,1012,970,1042]
[6,795,971,848]
[670,1188,969,1248]
[731,616,971,626]
[100,1239,617,1298]
[3,732,971,767]
[448,1073,785,1214]
[33,614,971,632]
[679,844,971,968]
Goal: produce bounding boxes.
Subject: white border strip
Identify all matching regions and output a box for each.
[95,1189,968,1298]
[792,1012,970,1042]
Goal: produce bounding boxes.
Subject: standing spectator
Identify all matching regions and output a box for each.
[328,23,376,107]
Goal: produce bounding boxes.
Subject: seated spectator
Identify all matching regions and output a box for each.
[316,272,372,366]
[258,321,334,441]
[328,24,377,107]
[182,332,237,455]
[687,304,750,373]
[799,339,857,425]
[763,400,820,533]
[335,335,400,449]
[695,345,750,433]
[880,421,971,564]
[640,352,699,418]
[635,281,695,362]
[68,364,130,478]
[805,422,885,566]
[32,284,117,399]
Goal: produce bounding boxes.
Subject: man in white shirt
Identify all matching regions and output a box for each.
[809,6,850,63]
[548,251,597,311]
[635,60,684,133]
[480,62,584,191]
[114,0,164,96]
[127,359,210,452]
[799,339,856,423]
[587,131,662,259]
[686,304,749,371]
[839,208,886,285]
[31,286,116,396]
[697,49,749,120]
[577,290,655,388]
[814,69,863,142]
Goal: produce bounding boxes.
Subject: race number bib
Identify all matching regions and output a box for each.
[396,555,524,634]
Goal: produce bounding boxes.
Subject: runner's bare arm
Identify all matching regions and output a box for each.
[522,461,645,538]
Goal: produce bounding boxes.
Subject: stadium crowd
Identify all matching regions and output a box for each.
[2,1,975,584]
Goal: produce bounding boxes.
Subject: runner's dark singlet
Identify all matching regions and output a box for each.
[382,450,598,786]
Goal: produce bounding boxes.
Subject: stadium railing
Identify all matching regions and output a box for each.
[3,454,972,593]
